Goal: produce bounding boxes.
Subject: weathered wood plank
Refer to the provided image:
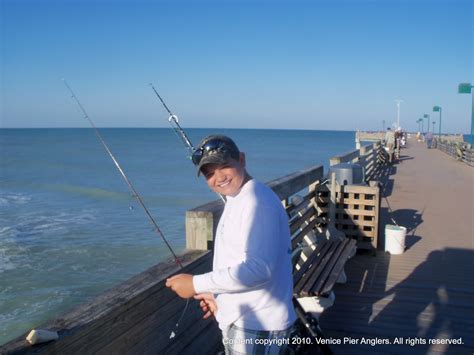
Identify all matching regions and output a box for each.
[329,149,360,166]
[286,190,316,217]
[186,200,224,250]
[293,242,331,287]
[289,206,316,235]
[0,251,213,355]
[291,218,319,249]
[310,240,351,296]
[96,257,215,355]
[320,239,357,296]
[300,241,339,297]
[267,165,324,200]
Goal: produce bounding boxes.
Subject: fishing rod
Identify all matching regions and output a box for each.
[62,79,188,337]
[149,83,195,159]
[149,83,226,203]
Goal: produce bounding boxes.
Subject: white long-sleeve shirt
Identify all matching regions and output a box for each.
[193,179,296,331]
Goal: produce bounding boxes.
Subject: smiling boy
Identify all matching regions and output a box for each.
[166,135,296,354]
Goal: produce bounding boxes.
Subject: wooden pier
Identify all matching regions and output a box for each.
[320,139,474,354]
[1,136,472,354]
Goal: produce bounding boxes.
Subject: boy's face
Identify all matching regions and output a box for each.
[200,153,247,197]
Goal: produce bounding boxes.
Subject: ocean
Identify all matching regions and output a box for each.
[0,128,356,344]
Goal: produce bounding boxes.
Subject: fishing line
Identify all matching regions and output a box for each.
[378,181,399,226]
[62,79,188,338]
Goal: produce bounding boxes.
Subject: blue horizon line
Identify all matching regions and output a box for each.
[0,127,470,135]
[0,127,359,133]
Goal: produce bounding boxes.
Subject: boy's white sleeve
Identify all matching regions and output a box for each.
[193,204,283,294]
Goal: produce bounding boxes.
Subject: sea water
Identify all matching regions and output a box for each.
[0,128,355,344]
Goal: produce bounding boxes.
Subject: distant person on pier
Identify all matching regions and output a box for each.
[384,127,396,163]
[400,132,407,147]
[425,131,433,149]
[166,135,296,354]
[394,129,402,159]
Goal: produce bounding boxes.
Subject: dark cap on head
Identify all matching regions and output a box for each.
[193,135,240,176]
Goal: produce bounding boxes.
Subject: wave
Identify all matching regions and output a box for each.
[0,211,96,240]
[0,193,31,206]
[0,248,15,273]
[47,183,131,201]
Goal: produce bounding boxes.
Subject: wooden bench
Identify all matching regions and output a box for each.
[287,184,356,296]
[293,238,356,298]
[286,184,356,354]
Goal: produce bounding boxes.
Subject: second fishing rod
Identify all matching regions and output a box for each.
[149,83,226,203]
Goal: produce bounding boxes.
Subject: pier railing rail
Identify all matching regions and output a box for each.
[434,138,473,167]
[1,141,386,354]
[187,141,385,251]
[186,164,324,250]
[329,141,386,182]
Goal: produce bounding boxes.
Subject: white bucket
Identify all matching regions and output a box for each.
[385,225,407,254]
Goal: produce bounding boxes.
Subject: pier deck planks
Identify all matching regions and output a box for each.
[319,139,474,354]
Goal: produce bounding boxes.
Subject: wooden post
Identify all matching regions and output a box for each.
[185,211,215,250]
[185,201,224,251]
[329,157,341,166]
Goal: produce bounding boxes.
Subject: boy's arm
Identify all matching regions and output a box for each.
[193,204,284,294]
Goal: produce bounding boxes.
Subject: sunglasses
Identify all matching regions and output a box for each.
[192,139,232,166]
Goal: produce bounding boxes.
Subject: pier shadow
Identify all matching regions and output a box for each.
[322,248,474,354]
[380,179,395,197]
[369,161,397,197]
[367,248,474,353]
[398,155,414,162]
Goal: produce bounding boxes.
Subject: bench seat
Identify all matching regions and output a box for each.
[293,238,356,298]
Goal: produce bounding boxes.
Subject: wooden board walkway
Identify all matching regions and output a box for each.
[319,139,474,354]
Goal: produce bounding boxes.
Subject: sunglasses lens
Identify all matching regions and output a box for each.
[193,139,226,166]
[192,150,203,165]
[202,139,222,152]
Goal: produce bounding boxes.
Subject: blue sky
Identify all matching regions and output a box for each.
[1,0,472,133]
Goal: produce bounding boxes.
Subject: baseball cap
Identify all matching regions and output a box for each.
[192,135,240,176]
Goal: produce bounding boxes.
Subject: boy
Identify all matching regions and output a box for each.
[166,135,296,353]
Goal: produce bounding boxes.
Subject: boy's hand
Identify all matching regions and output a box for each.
[194,293,217,319]
[165,274,195,298]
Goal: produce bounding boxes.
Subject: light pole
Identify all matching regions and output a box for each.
[433,106,442,138]
[458,83,473,143]
[432,121,436,133]
[382,120,386,131]
[416,119,421,132]
[395,99,403,129]
[420,118,424,133]
[424,114,430,133]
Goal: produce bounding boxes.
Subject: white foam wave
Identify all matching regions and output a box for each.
[0,211,96,239]
[0,249,15,273]
[0,193,31,206]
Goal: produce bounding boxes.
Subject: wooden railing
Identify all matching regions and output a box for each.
[329,141,386,182]
[434,138,473,167]
[186,165,324,250]
[186,141,385,251]
[1,250,221,354]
